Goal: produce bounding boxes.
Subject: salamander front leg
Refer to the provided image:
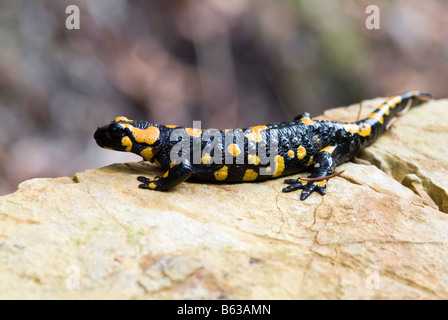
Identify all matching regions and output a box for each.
[282,145,338,200]
[137,160,193,191]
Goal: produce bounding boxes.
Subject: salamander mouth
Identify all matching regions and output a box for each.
[94,127,108,148]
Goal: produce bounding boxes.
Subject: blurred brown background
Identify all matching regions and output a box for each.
[0,0,446,195]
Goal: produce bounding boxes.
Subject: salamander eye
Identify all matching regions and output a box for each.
[109,123,123,139]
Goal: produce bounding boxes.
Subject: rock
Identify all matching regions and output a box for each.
[1,98,448,299]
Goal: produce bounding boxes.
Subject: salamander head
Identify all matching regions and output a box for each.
[94,116,162,160]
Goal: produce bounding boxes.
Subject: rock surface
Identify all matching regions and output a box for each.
[1,98,447,299]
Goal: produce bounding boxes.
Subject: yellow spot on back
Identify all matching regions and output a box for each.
[273,155,285,177]
[122,124,160,145]
[154,159,161,167]
[165,125,178,128]
[306,156,314,167]
[344,123,371,137]
[320,146,336,154]
[214,166,228,181]
[386,96,403,108]
[243,169,258,181]
[379,104,390,116]
[343,123,359,134]
[300,117,315,125]
[140,148,154,160]
[367,113,384,124]
[227,144,241,157]
[121,136,133,152]
[201,153,212,165]
[248,154,260,165]
[245,125,268,143]
[170,162,176,168]
[287,150,295,158]
[358,123,371,137]
[114,116,131,122]
[185,127,202,138]
[297,146,306,160]
[162,171,169,178]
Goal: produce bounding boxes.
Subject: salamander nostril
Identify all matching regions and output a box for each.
[94,128,101,141]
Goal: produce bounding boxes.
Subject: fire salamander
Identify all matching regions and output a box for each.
[94,91,431,200]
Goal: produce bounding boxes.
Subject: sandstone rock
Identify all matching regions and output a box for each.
[0,98,447,299]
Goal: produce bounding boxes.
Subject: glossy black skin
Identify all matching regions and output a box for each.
[94,91,431,200]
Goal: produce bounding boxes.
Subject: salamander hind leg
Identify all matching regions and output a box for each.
[282,145,339,200]
[138,160,193,191]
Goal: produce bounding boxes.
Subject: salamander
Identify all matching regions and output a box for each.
[94,91,431,200]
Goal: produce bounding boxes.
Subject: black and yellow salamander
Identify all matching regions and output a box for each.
[94,91,431,200]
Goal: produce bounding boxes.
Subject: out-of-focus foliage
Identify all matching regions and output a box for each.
[0,0,447,195]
